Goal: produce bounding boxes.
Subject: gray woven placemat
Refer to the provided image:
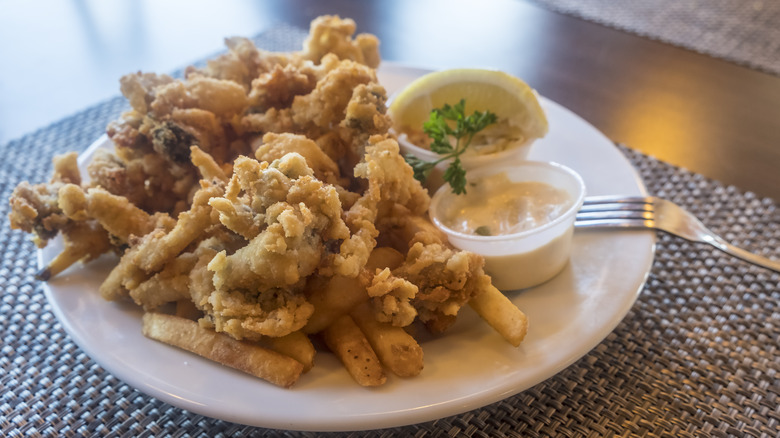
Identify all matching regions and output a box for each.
[528,0,780,77]
[2,25,779,438]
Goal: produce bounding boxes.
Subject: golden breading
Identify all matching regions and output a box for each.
[190,145,230,182]
[8,152,80,246]
[99,242,149,301]
[8,15,530,388]
[203,153,350,339]
[365,267,419,327]
[185,36,295,90]
[290,59,377,135]
[130,180,223,274]
[83,186,174,243]
[397,240,489,333]
[119,72,175,114]
[354,135,429,215]
[130,252,199,311]
[301,15,380,68]
[144,74,249,119]
[326,135,429,278]
[254,132,343,185]
[37,220,112,281]
[248,64,316,113]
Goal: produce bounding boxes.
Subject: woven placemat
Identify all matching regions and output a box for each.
[2,25,779,438]
[528,0,780,77]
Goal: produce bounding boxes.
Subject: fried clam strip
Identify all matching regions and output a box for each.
[334,82,392,174]
[184,37,291,91]
[204,153,351,340]
[253,132,362,218]
[289,59,378,138]
[104,64,250,214]
[60,185,175,243]
[328,135,429,279]
[35,182,176,280]
[254,132,344,187]
[130,252,199,311]
[190,145,230,182]
[301,15,380,69]
[8,153,156,280]
[36,221,112,281]
[186,13,381,94]
[99,179,224,302]
[246,82,398,281]
[395,235,489,334]
[240,57,387,166]
[9,152,80,247]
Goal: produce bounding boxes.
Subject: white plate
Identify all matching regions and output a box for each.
[40,63,655,432]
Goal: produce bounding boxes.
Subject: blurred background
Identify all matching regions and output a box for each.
[0,0,277,144]
[1,0,778,146]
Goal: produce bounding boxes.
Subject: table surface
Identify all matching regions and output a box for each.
[2,0,778,200]
[2,1,779,437]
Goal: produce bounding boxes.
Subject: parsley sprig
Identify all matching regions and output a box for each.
[405,99,497,194]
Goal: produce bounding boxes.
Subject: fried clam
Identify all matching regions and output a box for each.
[7,15,531,389]
[9,152,81,248]
[203,153,351,340]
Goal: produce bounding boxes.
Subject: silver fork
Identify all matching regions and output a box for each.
[575,195,780,273]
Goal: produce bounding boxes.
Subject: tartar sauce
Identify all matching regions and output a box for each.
[437,171,573,236]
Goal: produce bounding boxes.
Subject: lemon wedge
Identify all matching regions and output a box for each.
[389,68,548,145]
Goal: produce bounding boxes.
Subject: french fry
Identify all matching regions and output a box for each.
[141,312,304,388]
[350,302,423,377]
[264,331,316,373]
[468,284,528,347]
[322,315,386,387]
[304,247,404,334]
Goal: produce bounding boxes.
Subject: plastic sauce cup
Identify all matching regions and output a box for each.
[429,161,586,290]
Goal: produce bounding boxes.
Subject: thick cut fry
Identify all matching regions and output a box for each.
[322,315,386,387]
[350,302,423,377]
[264,331,316,373]
[468,284,528,347]
[304,247,404,334]
[142,312,304,388]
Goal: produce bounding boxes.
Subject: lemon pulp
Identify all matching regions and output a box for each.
[389,68,548,147]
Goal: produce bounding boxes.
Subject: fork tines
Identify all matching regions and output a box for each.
[575,195,655,228]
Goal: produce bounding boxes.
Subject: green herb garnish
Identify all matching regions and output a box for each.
[405,99,497,194]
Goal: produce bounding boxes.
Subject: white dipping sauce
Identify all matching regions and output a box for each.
[438,172,573,237]
[430,161,585,290]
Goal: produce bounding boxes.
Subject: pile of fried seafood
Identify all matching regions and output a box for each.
[8,16,527,388]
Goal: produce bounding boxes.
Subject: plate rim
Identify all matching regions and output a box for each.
[39,63,656,432]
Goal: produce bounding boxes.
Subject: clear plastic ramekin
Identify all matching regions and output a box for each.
[429,160,586,290]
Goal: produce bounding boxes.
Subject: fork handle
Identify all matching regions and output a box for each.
[705,234,780,273]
